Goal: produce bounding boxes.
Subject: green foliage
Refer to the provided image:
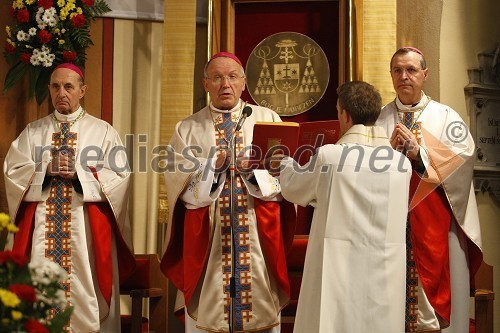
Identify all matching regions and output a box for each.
[3,61,29,93]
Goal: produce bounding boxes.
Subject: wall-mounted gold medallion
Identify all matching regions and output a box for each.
[246,32,330,116]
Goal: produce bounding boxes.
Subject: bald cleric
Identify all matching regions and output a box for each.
[4,63,135,332]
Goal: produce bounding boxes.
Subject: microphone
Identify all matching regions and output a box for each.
[235,106,252,131]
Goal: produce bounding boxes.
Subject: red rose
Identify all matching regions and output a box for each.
[37,0,53,9]
[39,30,52,44]
[63,51,77,62]
[17,8,30,23]
[71,14,86,28]
[20,53,32,63]
[82,0,95,5]
[0,251,28,266]
[9,284,37,304]
[24,319,49,333]
[5,42,15,54]
[9,7,16,18]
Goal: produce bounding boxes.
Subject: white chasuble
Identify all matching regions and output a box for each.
[4,108,133,333]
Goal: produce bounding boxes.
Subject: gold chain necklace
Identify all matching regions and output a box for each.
[209,103,244,145]
[394,96,431,131]
[52,108,85,140]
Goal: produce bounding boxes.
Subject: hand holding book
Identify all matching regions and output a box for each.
[251,120,341,168]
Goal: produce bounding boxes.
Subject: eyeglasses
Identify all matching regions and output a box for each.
[205,74,244,85]
[390,67,423,77]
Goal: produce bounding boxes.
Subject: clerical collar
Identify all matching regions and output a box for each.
[54,106,85,122]
[395,92,431,112]
[209,100,242,114]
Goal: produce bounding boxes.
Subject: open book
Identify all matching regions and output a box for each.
[251,120,341,167]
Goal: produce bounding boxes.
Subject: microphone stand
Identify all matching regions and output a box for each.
[228,105,248,333]
[228,134,237,333]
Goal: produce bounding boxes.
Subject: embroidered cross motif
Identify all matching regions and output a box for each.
[405,218,418,332]
[215,111,252,330]
[46,122,77,322]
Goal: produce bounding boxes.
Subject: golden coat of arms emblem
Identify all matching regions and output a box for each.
[246,32,330,116]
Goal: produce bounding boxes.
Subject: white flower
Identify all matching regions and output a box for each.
[43,59,53,67]
[35,7,47,30]
[28,28,37,36]
[30,50,41,66]
[16,30,29,42]
[42,8,58,27]
[29,257,68,285]
[54,289,67,308]
[28,45,56,68]
[35,290,50,304]
[35,7,58,29]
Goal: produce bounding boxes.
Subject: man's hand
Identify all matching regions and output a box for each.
[236,156,250,174]
[215,149,230,173]
[47,151,76,179]
[236,152,256,175]
[390,123,420,160]
[264,150,286,176]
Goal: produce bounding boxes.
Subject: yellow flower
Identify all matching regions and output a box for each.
[60,9,68,20]
[12,0,24,10]
[6,26,11,38]
[58,0,66,7]
[11,310,23,321]
[65,3,76,11]
[76,7,83,14]
[25,0,36,5]
[59,40,65,45]
[0,212,16,233]
[6,223,19,233]
[0,289,21,308]
[61,28,66,33]
[0,212,10,228]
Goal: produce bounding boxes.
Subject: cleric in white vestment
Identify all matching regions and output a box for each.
[160,52,295,333]
[3,63,135,332]
[278,81,412,333]
[376,47,482,332]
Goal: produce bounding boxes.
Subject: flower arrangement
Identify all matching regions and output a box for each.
[0,212,73,333]
[3,0,111,105]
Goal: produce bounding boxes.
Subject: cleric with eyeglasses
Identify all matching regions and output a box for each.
[160,52,294,333]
